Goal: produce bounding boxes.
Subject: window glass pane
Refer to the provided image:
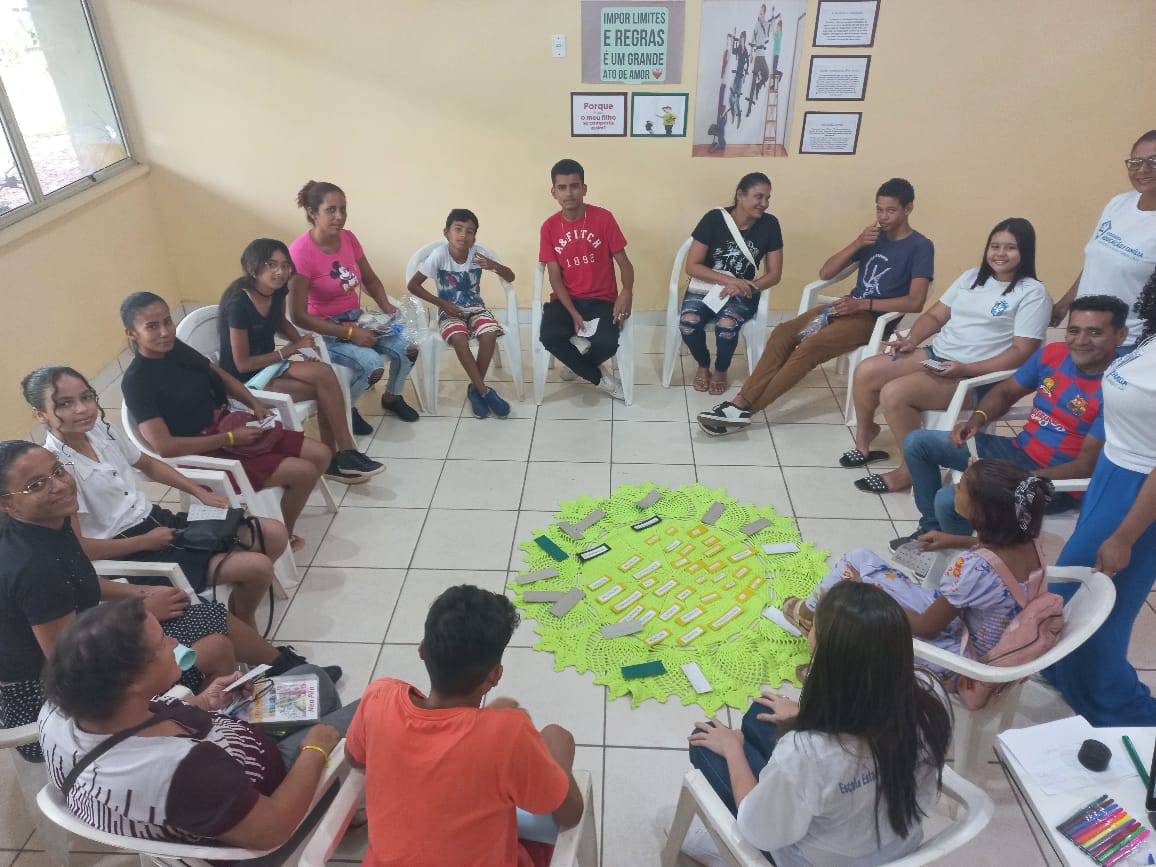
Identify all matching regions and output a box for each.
[0,129,31,216]
[0,0,127,196]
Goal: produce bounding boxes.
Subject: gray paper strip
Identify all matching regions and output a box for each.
[601,620,646,638]
[635,490,663,509]
[515,567,559,585]
[701,502,726,525]
[549,588,584,617]
[523,590,567,603]
[741,518,772,535]
[558,509,606,540]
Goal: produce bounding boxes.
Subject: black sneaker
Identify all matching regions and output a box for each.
[269,645,343,684]
[888,530,923,552]
[350,408,374,436]
[324,450,383,484]
[346,450,385,474]
[382,394,420,422]
[697,418,739,437]
[697,401,751,426]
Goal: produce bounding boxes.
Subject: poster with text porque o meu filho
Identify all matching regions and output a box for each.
[581,0,686,84]
[571,93,627,136]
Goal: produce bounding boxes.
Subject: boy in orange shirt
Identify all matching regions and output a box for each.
[346,585,583,867]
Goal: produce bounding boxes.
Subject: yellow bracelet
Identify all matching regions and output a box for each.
[973,409,989,423]
[346,326,354,341]
[300,744,329,766]
[226,430,235,446]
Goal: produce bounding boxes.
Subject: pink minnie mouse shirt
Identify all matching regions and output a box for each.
[289,229,366,319]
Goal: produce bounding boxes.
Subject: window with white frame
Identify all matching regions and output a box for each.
[0,0,131,225]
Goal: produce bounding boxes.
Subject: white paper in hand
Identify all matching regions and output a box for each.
[577,318,600,338]
[186,503,230,522]
[701,283,728,313]
[298,348,321,361]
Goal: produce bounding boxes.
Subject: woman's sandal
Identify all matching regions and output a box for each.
[708,372,727,396]
[289,534,306,552]
[853,473,892,493]
[693,369,710,392]
[781,596,814,635]
[838,448,891,468]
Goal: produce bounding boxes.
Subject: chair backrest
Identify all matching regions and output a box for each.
[120,400,164,461]
[175,305,223,362]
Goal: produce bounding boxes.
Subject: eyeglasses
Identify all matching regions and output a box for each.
[1125,156,1156,171]
[262,260,294,272]
[1,462,73,497]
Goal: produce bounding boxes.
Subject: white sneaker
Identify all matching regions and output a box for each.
[560,366,578,382]
[597,370,625,400]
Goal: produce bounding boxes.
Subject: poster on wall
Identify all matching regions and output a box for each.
[691,0,807,158]
[581,0,686,84]
[630,93,688,136]
[806,55,870,100]
[813,0,879,47]
[571,92,628,136]
[799,111,861,154]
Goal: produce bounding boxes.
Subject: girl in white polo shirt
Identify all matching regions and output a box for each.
[1044,269,1156,725]
[845,217,1052,494]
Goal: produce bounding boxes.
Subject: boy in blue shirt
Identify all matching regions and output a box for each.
[699,178,933,433]
[408,209,516,418]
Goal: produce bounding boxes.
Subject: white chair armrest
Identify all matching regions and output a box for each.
[0,722,38,749]
[913,567,1115,682]
[797,264,858,315]
[300,765,367,867]
[681,770,767,864]
[938,369,1018,429]
[91,560,197,597]
[887,767,994,866]
[249,389,303,431]
[498,275,523,357]
[1051,477,1092,493]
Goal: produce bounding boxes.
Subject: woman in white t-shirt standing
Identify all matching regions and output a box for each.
[844,218,1051,494]
[1044,271,1156,725]
[1051,130,1156,349]
[682,581,951,866]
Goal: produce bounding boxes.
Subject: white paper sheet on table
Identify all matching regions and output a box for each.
[998,716,1134,795]
[577,318,600,337]
[701,283,728,313]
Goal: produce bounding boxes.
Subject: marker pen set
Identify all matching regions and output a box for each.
[1056,795,1150,865]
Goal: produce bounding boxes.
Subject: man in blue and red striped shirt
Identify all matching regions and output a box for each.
[896,295,1130,549]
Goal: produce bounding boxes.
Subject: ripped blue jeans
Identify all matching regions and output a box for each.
[678,290,759,371]
[322,308,415,401]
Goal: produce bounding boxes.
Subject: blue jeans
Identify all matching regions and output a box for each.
[679,290,759,372]
[323,309,415,402]
[1044,452,1156,725]
[903,430,1037,534]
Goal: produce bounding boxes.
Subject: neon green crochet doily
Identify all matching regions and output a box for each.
[511,482,828,715]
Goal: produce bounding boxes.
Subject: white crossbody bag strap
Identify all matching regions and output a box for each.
[717,207,759,271]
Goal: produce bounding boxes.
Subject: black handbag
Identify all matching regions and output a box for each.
[170,508,246,553]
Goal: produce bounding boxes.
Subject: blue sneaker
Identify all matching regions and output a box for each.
[467,385,490,419]
[483,387,510,418]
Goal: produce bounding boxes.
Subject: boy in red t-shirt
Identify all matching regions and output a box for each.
[538,158,635,399]
[346,585,583,867]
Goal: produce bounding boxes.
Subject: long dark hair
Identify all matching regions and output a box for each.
[296,180,344,224]
[730,171,771,208]
[1136,267,1156,345]
[780,582,951,841]
[970,217,1037,295]
[963,458,1053,546]
[221,238,294,306]
[20,365,114,445]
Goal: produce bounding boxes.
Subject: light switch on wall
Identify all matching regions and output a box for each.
[552,33,566,58]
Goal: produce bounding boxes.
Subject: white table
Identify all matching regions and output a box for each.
[996,718,1155,865]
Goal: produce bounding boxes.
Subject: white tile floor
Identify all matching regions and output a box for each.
[3,323,1153,866]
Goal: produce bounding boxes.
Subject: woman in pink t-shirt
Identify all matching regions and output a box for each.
[288,181,419,435]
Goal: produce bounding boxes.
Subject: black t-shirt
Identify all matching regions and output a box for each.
[216,285,287,380]
[0,517,101,682]
[121,339,227,437]
[691,208,784,283]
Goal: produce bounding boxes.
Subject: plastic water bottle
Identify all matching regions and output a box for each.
[797,305,833,342]
[394,296,430,344]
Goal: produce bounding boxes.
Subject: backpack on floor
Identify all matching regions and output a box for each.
[955,544,1064,711]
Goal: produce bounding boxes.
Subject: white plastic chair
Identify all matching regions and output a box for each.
[797,264,907,426]
[175,305,339,514]
[120,402,292,599]
[660,237,770,388]
[547,769,600,867]
[403,240,525,413]
[532,263,635,405]
[661,765,993,867]
[921,368,1018,433]
[36,741,362,867]
[913,565,1115,783]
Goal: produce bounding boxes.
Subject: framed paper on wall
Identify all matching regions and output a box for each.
[630,92,688,136]
[806,55,870,100]
[813,0,880,48]
[571,92,628,136]
[799,111,861,154]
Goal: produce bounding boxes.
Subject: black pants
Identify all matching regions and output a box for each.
[539,298,620,384]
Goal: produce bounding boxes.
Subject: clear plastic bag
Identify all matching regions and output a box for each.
[393,295,430,344]
[797,305,833,342]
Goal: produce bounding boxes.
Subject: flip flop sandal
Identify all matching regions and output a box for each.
[693,370,710,392]
[708,375,728,396]
[838,448,890,468]
[854,473,892,494]
[289,534,306,552]
[781,596,814,635]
